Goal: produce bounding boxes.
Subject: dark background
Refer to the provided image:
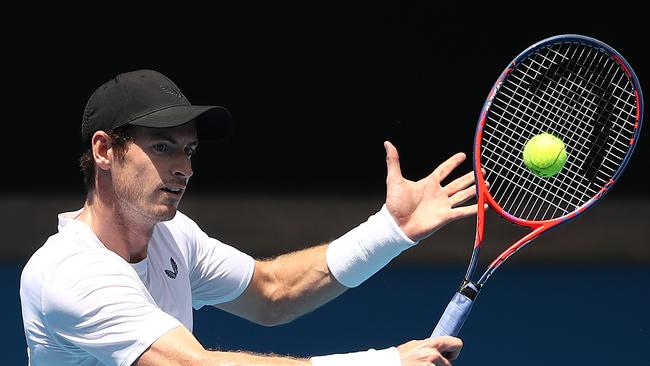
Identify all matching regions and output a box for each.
[4,3,649,365]
[2,3,648,196]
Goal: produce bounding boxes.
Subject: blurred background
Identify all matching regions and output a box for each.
[3,3,648,365]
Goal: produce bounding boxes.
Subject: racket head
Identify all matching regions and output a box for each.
[473,34,644,229]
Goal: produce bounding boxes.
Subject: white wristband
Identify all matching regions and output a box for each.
[310,346,400,366]
[326,204,418,288]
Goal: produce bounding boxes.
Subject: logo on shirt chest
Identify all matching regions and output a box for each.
[164,257,178,279]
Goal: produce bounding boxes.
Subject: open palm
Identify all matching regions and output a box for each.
[383,141,479,242]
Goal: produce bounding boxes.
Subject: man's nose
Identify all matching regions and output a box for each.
[173,154,193,180]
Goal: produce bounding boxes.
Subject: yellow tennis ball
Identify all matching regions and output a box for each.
[522,133,567,177]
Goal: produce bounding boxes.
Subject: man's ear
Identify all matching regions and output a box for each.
[91,131,113,171]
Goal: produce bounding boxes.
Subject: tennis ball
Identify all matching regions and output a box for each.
[522,133,567,177]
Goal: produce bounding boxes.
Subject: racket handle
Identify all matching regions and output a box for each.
[430,281,479,338]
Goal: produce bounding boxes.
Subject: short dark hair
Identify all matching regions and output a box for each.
[79,125,135,193]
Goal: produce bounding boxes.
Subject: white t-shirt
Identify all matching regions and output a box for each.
[20,209,255,366]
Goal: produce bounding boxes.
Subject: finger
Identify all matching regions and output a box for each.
[449,185,477,208]
[431,354,453,366]
[429,350,453,366]
[447,204,479,222]
[443,344,463,361]
[403,340,454,366]
[445,350,461,361]
[443,170,475,196]
[384,141,403,185]
[430,152,467,183]
[433,336,463,357]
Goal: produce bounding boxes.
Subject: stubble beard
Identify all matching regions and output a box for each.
[113,174,178,225]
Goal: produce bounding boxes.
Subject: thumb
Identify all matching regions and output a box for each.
[384,141,403,185]
[431,336,463,360]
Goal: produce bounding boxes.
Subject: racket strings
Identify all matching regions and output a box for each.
[498,67,633,174]
[481,41,638,222]
[497,45,633,219]
[485,45,587,219]
[537,45,634,181]
[485,58,625,201]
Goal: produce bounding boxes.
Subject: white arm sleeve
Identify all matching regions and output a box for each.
[310,347,401,366]
[326,204,418,287]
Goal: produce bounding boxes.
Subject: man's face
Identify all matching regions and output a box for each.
[111,121,198,223]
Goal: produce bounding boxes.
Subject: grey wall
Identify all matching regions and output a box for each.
[6,193,648,264]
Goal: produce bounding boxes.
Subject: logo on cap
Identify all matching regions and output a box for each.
[160,84,185,99]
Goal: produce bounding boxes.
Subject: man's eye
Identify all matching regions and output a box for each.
[153,144,168,152]
[185,147,196,157]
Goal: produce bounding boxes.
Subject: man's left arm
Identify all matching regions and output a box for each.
[216,244,345,326]
[216,141,479,326]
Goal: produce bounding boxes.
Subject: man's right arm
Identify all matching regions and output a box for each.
[135,325,462,366]
[134,325,308,365]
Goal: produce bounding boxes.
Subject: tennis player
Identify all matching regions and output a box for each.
[20,69,478,365]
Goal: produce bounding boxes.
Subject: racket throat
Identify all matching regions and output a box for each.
[459,279,481,301]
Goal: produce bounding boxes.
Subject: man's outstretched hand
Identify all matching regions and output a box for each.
[384,141,479,242]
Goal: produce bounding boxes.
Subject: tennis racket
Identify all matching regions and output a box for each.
[430,34,644,338]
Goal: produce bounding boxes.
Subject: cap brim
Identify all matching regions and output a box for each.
[129,105,233,141]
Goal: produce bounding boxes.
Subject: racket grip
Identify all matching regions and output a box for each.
[430,282,479,338]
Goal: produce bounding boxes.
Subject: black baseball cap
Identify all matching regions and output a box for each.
[81,69,232,146]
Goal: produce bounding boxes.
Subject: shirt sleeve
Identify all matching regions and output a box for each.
[172,212,255,309]
[42,250,182,366]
